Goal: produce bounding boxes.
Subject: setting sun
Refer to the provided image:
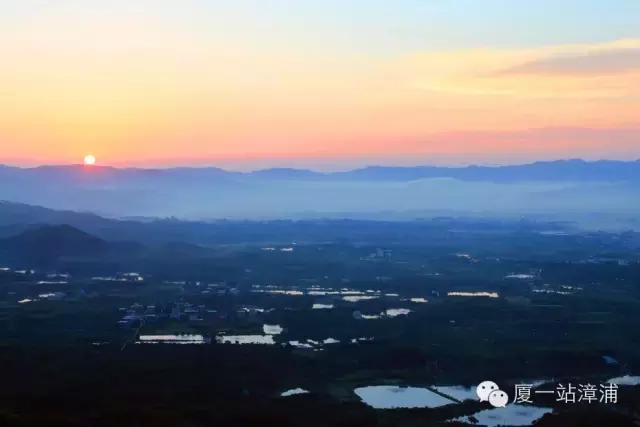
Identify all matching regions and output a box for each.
[84,155,96,166]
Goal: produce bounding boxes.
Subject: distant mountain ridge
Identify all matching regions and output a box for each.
[0,200,110,226]
[1,160,639,219]
[335,159,640,182]
[1,159,639,183]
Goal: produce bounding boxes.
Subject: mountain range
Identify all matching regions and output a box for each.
[1,160,638,219]
[2,159,640,183]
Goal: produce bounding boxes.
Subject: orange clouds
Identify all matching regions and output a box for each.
[392,39,640,100]
[500,48,640,76]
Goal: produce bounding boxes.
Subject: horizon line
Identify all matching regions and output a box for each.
[1,157,639,174]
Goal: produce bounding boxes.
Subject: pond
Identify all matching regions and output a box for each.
[350,337,374,343]
[354,386,456,409]
[452,405,552,427]
[263,324,283,335]
[137,334,208,344]
[353,310,382,320]
[343,295,379,302]
[285,338,341,348]
[281,388,309,397]
[505,274,536,279]
[432,385,477,401]
[448,292,499,298]
[264,290,304,296]
[386,308,412,317]
[433,380,551,403]
[309,290,366,296]
[608,375,640,386]
[288,340,314,349]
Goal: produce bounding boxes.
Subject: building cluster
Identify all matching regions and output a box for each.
[196,282,241,296]
[162,280,241,296]
[119,302,204,327]
[362,248,393,261]
[92,272,144,282]
[118,301,264,327]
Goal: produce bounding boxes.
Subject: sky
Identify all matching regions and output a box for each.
[1,0,639,170]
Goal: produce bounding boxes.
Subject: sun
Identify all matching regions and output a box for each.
[84,155,96,165]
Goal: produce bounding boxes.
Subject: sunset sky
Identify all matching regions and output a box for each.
[1,0,639,170]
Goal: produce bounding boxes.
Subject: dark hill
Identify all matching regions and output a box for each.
[0,224,143,266]
[5,224,107,256]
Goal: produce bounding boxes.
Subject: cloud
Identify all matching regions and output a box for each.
[501,48,640,76]
[391,39,640,100]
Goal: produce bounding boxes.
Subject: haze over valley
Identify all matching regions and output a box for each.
[1,160,638,224]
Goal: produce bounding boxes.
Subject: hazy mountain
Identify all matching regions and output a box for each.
[0,160,638,219]
[0,201,112,229]
[2,159,639,184]
[248,168,325,180]
[333,159,640,182]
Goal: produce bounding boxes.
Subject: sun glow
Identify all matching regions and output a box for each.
[84,155,96,165]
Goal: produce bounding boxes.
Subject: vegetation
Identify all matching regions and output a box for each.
[0,213,639,425]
